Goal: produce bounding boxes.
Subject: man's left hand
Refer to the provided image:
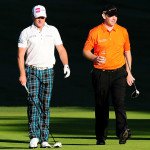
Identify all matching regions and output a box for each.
[64,64,70,78]
[127,73,135,86]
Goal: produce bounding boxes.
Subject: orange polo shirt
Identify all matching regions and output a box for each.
[83,23,130,70]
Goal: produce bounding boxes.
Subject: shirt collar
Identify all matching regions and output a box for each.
[101,23,118,32]
[113,24,118,31]
[31,22,48,30]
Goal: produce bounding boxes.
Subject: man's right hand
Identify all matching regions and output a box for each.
[93,56,106,65]
[19,75,27,86]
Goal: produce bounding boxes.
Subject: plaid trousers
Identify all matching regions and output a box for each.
[26,66,54,142]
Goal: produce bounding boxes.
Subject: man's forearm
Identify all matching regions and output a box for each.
[83,50,96,62]
[18,57,26,76]
[18,47,26,75]
[124,50,132,74]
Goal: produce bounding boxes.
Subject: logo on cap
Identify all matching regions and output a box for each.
[35,8,40,13]
[32,5,47,18]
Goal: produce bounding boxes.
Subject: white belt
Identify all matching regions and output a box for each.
[27,65,52,70]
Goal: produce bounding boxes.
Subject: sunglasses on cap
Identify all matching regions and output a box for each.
[36,17,45,19]
[103,8,118,17]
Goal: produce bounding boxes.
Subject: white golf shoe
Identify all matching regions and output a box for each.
[41,141,52,148]
[29,138,39,148]
[53,142,62,148]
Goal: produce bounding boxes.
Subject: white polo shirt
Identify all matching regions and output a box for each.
[18,23,63,68]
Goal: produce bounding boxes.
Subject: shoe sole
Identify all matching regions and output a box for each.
[29,146,38,149]
[96,140,106,145]
[40,146,52,148]
[97,143,105,145]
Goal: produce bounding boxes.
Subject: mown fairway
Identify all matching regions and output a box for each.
[0,107,150,150]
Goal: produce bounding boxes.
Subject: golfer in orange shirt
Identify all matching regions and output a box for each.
[83,4,135,145]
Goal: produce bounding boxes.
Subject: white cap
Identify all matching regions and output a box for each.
[32,5,47,18]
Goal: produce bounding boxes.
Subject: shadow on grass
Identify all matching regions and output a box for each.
[0,116,150,149]
[52,136,150,140]
[0,147,29,149]
[0,136,150,149]
[1,116,150,135]
[0,139,28,149]
[0,139,28,143]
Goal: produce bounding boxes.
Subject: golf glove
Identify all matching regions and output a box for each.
[64,64,70,78]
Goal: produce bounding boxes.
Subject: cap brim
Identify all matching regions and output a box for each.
[34,13,47,18]
[105,9,118,17]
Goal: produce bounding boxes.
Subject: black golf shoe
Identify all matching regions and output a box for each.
[96,139,105,145]
[119,129,131,144]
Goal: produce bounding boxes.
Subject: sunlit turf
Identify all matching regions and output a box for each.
[0,107,150,150]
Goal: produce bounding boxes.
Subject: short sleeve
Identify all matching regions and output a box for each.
[123,29,130,51]
[53,27,63,46]
[18,29,28,48]
[83,30,95,51]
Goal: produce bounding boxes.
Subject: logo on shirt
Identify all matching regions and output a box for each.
[29,35,37,38]
[98,39,107,43]
[45,35,52,37]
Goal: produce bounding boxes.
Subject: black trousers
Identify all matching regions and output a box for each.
[92,66,128,140]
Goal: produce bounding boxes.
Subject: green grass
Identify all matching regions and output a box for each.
[0,107,150,150]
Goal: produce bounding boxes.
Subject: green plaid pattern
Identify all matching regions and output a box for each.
[26,66,54,142]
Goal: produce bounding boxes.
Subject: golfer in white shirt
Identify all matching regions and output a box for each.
[18,5,70,148]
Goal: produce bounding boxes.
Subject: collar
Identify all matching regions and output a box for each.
[101,23,118,32]
[31,22,48,30]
